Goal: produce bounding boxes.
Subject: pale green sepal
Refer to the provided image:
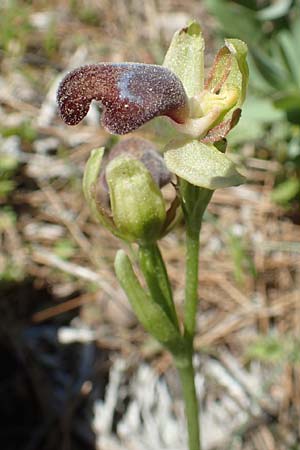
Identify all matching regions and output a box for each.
[82,147,105,204]
[163,21,205,97]
[106,155,166,243]
[206,39,248,116]
[225,39,249,106]
[82,147,122,236]
[115,250,182,350]
[164,140,245,189]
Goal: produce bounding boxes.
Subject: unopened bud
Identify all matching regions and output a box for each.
[106,155,166,243]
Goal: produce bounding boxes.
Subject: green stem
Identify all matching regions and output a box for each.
[179,181,211,450]
[139,242,179,329]
[183,227,200,342]
[180,223,202,450]
[176,355,201,450]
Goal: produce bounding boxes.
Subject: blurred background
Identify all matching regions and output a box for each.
[0,1,299,449]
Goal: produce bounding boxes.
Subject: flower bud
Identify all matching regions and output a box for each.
[83,138,180,243]
[106,155,166,243]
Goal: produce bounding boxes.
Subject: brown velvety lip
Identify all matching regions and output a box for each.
[57,63,189,135]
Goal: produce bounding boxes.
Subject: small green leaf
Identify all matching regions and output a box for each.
[0,180,16,197]
[246,335,285,363]
[138,243,178,328]
[0,154,19,173]
[273,90,300,112]
[163,21,205,97]
[204,0,261,44]
[54,239,76,260]
[251,48,290,90]
[115,250,182,351]
[271,178,300,205]
[277,30,300,86]
[164,140,245,189]
[228,96,284,144]
[257,0,293,21]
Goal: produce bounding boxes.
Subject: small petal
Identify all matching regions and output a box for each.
[205,46,232,94]
[57,63,189,135]
[202,108,241,143]
[205,39,249,110]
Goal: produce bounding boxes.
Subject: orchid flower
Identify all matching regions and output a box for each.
[57,22,248,192]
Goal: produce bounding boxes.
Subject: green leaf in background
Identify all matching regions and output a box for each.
[164,140,245,189]
[277,29,300,87]
[0,155,19,173]
[257,0,293,21]
[54,239,76,260]
[246,333,300,364]
[271,178,300,205]
[251,47,291,91]
[290,18,300,65]
[0,180,16,197]
[227,231,257,284]
[246,334,286,363]
[228,96,284,144]
[204,0,261,43]
[163,21,205,97]
[0,207,16,231]
[273,90,300,113]
[0,154,19,197]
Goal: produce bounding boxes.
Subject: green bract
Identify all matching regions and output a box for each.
[82,147,122,237]
[115,250,183,354]
[164,140,245,189]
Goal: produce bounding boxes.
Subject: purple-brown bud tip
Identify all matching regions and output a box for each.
[104,138,171,187]
[98,137,172,209]
[57,63,189,135]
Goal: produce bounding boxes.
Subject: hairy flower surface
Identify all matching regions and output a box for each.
[57,63,189,134]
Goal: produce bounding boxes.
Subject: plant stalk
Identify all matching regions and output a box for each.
[183,227,200,342]
[176,355,201,450]
[181,213,202,450]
